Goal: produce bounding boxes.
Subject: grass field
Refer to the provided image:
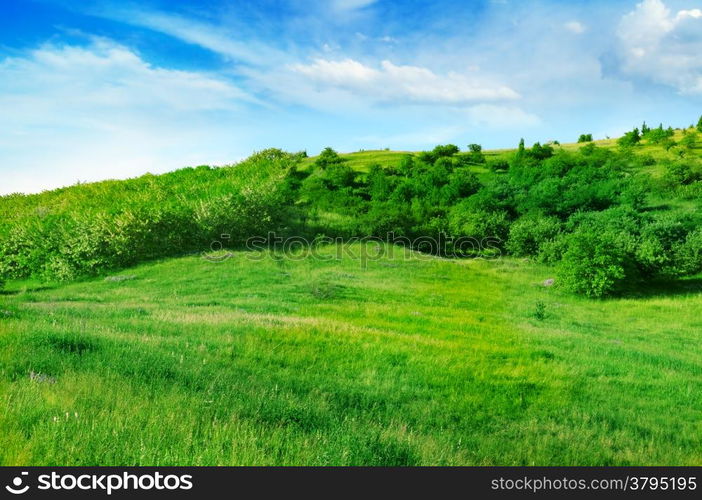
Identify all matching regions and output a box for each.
[1,243,701,465]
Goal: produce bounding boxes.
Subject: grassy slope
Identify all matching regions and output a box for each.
[2,130,702,466]
[303,128,702,172]
[1,245,701,465]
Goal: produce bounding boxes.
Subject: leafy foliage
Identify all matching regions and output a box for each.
[2,123,702,297]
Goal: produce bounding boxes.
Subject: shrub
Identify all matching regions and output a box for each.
[664,160,702,186]
[645,125,674,144]
[675,229,702,275]
[634,213,692,277]
[526,142,554,161]
[360,201,413,237]
[557,229,630,298]
[618,128,641,147]
[680,131,698,149]
[314,147,346,169]
[506,215,561,257]
[488,159,510,172]
[467,144,486,164]
[442,169,481,202]
[418,144,459,165]
[533,301,546,321]
[448,202,510,243]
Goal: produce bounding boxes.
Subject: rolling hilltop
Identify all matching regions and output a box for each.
[1,122,702,465]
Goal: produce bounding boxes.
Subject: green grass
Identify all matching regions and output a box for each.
[302,127,702,172]
[1,244,701,465]
[299,149,412,172]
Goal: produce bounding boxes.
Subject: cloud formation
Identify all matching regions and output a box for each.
[289,58,520,105]
[564,21,586,34]
[615,0,702,94]
[332,0,377,11]
[0,39,252,194]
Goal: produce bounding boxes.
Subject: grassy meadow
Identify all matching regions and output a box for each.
[2,125,702,466]
[1,244,701,465]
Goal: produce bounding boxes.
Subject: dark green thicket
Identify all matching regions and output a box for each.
[2,135,702,297]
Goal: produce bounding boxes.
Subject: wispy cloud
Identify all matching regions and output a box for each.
[0,38,254,194]
[289,58,520,105]
[88,6,285,66]
[332,0,378,11]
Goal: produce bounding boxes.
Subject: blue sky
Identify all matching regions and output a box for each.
[1,0,702,194]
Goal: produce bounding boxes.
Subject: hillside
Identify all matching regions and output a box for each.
[2,123,702,465]
[1,245,701,465]
[2,124,702,295]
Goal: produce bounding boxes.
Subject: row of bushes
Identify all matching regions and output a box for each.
[293,140,702,297]
[2,134,702,297]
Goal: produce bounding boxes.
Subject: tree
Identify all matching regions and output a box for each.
[314,147,345,169]
[641,121,650,136]
[526,142,554,161]
[418,144,459,165]
[697,115,702,133]
[618,128,641,147]
[578,134,593,143]
[467,143,485,164]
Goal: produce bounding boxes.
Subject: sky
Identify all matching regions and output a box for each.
[1,0,702,195]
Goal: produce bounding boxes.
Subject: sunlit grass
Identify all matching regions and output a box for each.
[1,244,700,465]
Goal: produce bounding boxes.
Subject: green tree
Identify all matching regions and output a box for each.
[618,128,641,147]
[467,143,485,164]
[314,147,345,169]
[578,133,593,143]
[697,115,702,133]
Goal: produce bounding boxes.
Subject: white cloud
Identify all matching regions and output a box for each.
[614,0,702,94]
[463,104,541,128]
[332,0,377,11]
[564,21,586,34]
[289,58,520,105]
[0,40,254,194]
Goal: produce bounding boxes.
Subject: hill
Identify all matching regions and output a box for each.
[2,124,702,295]
[1,244,701,465]
[2,122,702,465]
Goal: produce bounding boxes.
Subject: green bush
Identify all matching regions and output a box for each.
[618,128,641,147]
[675,229,702,275]
[634,213,692,277]
[488,159,510,172]
[664,160,702,186]
[557,229,630,298]
[506,215,561,257]
[448,203,510,243]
